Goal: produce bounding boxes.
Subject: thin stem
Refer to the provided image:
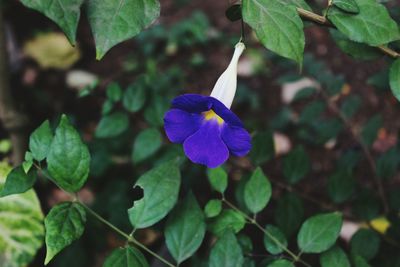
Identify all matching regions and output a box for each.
[296,7,400,59]
[222,199,312,267]
[130,238,176,267]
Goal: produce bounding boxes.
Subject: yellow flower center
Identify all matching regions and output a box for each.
[203,110,224,125]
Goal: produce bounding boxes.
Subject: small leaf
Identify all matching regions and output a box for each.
[106,82,122,102]
[29,120,53,161]
[132,128,162,164]
[328,169,355,203]
[0,166,37,197]
[249,131,275,165]
[350,229,380,260]
[0,169,44,267]
[20,0,84,44]
[283,145,310,184]
[95,112,130,138]
[225,4,242,22]
[267,259,294,267]
[320,245,350,267]
[22,151,34,173]
[128,160,181,228]
[208,209,246,237]
[205,199,222,218]
[47,115,90,192]
[244,167,272,214]
[328,0,400,46]
[263,224,288,255]
[332,0,360,14]
[103,247,149,267]
[123,81,147,112]
[87,0,161,59]
[207,167,228,194]
[242,0,305,63]
[165,192,206,264]
[361,114,382,147]
[274,193,304,238]
[297,212,343,253]
[390,59,400,102]
[209,230,244,267]
[44,202,86,264]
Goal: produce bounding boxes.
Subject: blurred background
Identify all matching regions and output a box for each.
[1,0,400,266]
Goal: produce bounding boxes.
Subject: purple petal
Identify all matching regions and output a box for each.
[209,97,243,127]
[172,94,212,113]
[221,125,251,156]
[164,109,202,143]
[183,120,229,168]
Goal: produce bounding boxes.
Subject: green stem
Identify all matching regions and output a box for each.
[130,238,176,267]
[222,199,312,267]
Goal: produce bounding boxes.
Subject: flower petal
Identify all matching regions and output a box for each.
[172,94,212,113]
[221,125,251,156]
[210,97,243,127]
[164,109,202,143]
[183,120,229,168]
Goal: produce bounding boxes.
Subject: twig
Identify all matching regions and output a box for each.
[296,7,400,59]
[0,7,29,165]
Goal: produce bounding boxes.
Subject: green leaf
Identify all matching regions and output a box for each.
[340,95,362,118]
[390,59,400,101]
[0,167,44,267]
[209,230,244,267]
[330,29,381,60]
[207,167,228,194]
[376,147,400,180]
[267,259,294,267]
[297,212,343,253]
[320,246,350,267]
[332,0,359,14]
[165,192,206,264]
[95,112,130,138]
[328,169,355,203]
[44,202,86,265]
[103,247,149,267]
[144,95,169,127]
[106,82,122,102]
[123,82,147,112]
[361,114,382,147]
[208,209,246,237]
[87,0,161,59]
[0,166,37,197]
[328,0,400,46]
[274,193,304,238]
[20,0,84,44]
[283,145,310,184]
[281,0,312,10]
[242,0,305,63]
[352,189,379,220]
[350,229,380,260]
[29,120,53,161]
[205,199,222,218]
[244,167,272,214]
[132,128,162,164]
[249,131,274,165]
[352,254,372,267]
[263,224,288,255]
[128,160,181,229]
[47,115,90,192]
[22,152,34,173]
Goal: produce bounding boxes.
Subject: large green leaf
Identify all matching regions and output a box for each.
[0,165,44,267]
[95,112,130,138]
[128,160,181,228]
[44,202,86,264]
[132,128,162,164]
[165,192,206,264]
[209,230,244,267]
[29,120,53,161]
[328,0,400,46]
[282,0,311,10]
[390,59,400,101]
[0,166,37,197]
[242,0,305,63]
[297,212,343,253]
[87,0,161,59]
[47,115,90,192]
[103,247,149,267]
[244,167,271,214]
[20,0,84,44]
[320,246,350,267]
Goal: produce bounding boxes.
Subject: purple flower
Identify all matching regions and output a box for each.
[163,42,251,168]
